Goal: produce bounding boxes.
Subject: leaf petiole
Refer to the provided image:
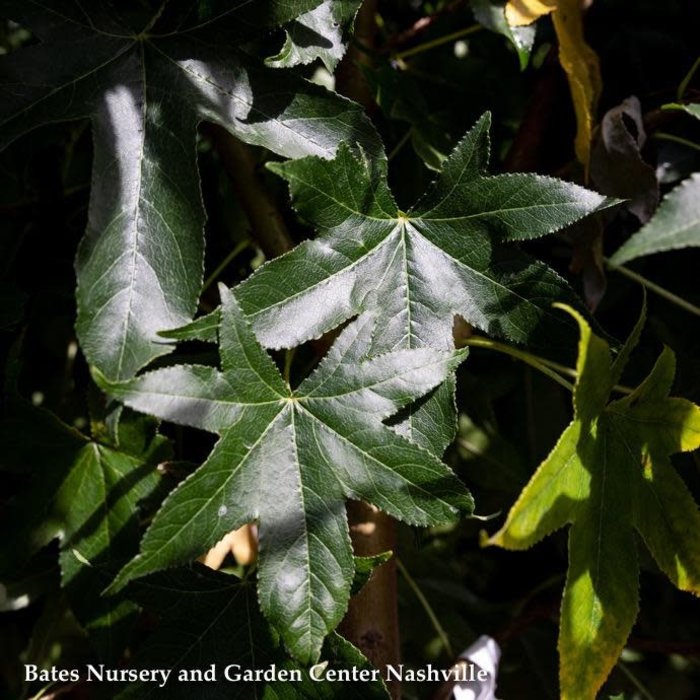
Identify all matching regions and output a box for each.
[651,131,700,153]
[460,336,575,392]
[677,55,700,101]
[396,557,454,659]
[462,336,635,394]
[606,260,700,317]
[393,24,482,61]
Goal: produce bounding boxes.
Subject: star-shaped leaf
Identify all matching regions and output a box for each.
[483,303,700,700]
[120,565,388,700]
[224,112,614,452]
[95,285,472,664]
[0,0,381,381]
[237,112,611,354]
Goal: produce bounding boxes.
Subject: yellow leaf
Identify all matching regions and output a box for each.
[505,0,557,26]
[482,303,700,700]
[506,0,602,170]
[553,0,601,169]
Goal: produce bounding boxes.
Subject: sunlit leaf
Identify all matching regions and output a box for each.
[483,302,700,700]
[609,173,700,264]
[96,286,472,664]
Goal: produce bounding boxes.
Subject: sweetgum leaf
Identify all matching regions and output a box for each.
[240,113,613,353]
[483,302,700,700]
[232,112,614,451]
[0,0,381,381]
[96,285,472,664]
[0,400,165,660]
[120,565,388,699]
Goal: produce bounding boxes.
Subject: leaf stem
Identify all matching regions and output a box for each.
[396,557,454,659]
[283,348,295,388]
[677,55,700,101]
[387,129,412,161]
[616,661,656,700]
[393,24,482,61]
[202,239,250,292]
[462,336,635,394]
[606,260,700,317]
[651,131,700,153]
[461,337,575,392]
[534,357,633,395]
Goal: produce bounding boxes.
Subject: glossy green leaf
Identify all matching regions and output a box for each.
[233,113,613,452]
[0,401,165,660]
[0,0,382,381]
[240,113,612,354]
[96,285,472,664]
[609,173,700,265]
[483,304,700,700]
[120,565,388,699]
[266,0,362,72]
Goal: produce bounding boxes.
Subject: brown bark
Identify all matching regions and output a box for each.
[204,123,294,257]
[338,503,400,698]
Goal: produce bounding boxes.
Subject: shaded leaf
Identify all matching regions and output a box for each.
[364,65,452,170]
[0,401,165,660]
[0,0,382,381]
[483,303,700,700]
[96,286,472,664]
[266,0,363,72]
[590,96,659,223]
[609,173,700,264]
[120,565,388,699]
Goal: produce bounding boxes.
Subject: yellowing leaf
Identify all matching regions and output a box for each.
[505,0,557,26]
[483,302,700,700]
[506,0,602,169]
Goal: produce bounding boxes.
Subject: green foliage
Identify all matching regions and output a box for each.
[266,0,363,72]
[0,399,167,660]
[120,565,388,699]
[95,286,472,663]
[2,2,700,699]
[484,303,700,699]
[609,173,700,264]
[0,0,380,381]
[236,113,613,454]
